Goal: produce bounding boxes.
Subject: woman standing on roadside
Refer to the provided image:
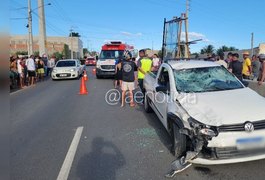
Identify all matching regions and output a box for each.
[17,57,25,88]
[114,59,123,88]
[37,57,45,82]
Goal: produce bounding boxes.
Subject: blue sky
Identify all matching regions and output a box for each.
[10,0,265,53]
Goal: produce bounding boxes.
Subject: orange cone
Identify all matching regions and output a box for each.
[83,70,88,81]
[78,77,88,95]
[92,68,96,75]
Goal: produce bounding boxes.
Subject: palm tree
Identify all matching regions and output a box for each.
[228,46,238,51]
[200,45,215,54]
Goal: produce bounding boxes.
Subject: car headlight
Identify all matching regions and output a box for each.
[188,117,218,137]
[199,128,217,137]
[96,64,100,68]
[70,68,76,72]
[53,69,57,73]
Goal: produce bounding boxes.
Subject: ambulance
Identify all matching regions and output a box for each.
[96,41,137,78]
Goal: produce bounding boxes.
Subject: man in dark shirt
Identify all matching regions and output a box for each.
[228,53,243,81]
[121,51,137,107]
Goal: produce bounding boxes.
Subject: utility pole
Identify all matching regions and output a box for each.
[184,0,190,58]
[251,32,254,57]
[70,28,73,59]
[38,0,47,56]
[28,0,33,56]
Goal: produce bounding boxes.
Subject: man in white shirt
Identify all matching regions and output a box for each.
[26,55,36,86]
[47,55,56,77]
[215,56,228,69]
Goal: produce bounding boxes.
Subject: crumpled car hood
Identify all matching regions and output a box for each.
[177,88,265,126]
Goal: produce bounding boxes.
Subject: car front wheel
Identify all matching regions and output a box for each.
[171,122,186,158]
[144,95,153,113]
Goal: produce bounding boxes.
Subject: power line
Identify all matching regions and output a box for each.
[31,11,67,36]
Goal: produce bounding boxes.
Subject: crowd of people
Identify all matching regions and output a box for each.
[114,49,160,107]
[114,49,265,107]
[224,52,265,85]
[205,51,265,85]
[10,54,56,89]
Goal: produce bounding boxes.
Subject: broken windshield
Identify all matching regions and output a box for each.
[174,66,244,93]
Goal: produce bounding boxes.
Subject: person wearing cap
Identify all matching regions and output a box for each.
[137,49,152,93]
[258,54,265,85]
[228,53,243,81]
[121,51,137,107]
[242,51,252,79]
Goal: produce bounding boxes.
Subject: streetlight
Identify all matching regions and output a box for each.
[27,0,51,56]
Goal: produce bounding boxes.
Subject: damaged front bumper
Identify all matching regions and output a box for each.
[166,118,265,177]
[166,118,218,177]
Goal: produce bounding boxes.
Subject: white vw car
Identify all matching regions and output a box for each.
[144,60,265,166]
[52,59,84,80]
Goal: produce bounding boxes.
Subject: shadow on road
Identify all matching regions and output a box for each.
[76,137,126,180]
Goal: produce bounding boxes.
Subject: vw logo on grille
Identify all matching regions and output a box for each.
[244,122,254,132]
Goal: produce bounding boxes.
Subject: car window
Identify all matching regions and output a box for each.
[174,66,244,93]
[56,61,76,67]
[99,50,124,59]
[158,67,170,91]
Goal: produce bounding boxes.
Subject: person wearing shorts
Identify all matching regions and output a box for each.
[26,55,36,86]
[121,51,137,107]
[37,57,45,81]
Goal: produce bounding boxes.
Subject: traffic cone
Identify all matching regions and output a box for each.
[78,77,88,95]
[92,68,96,75]
[83,70,88,81]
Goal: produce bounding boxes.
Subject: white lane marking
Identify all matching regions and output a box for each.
[57,126,84,180]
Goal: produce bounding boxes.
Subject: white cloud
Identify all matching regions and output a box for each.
[120,31,143,37]
[121,31,132,36]
[181,32,210,43]
[135,32,143,36]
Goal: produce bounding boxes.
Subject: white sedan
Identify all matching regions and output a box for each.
[144,60,265,167]
[52,59,84,80]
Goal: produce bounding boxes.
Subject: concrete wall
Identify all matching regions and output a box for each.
[246,80,265,97]
[10,35,83,58]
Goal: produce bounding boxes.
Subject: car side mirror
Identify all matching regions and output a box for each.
[156,85,168,93]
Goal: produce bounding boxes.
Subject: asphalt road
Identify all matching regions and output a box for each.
[11,66,265,180]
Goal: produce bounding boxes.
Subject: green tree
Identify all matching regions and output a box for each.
[216,48,224,58]
[69,32,80,37]
[216,45,238,59]
[83,48,89,56]
[228,46,238,51]
[90,51,98,57]
[53,52,63,60]
[62,44,70,58]
[15,51,28,56]
[33,51,39,56]
[200,45,215,54]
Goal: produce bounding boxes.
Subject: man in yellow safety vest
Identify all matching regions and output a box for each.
[137,49,153,93]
